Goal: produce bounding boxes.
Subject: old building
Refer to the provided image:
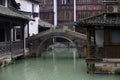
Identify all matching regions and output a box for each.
[77,0,120,74]
[0,0,29,58]
[16,0,40,36]
[40,0,54,24]
[39,0,102,32]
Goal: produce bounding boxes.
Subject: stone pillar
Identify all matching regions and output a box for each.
[10,23,13,58]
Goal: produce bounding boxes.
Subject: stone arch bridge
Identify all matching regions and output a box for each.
[28,28,87,57]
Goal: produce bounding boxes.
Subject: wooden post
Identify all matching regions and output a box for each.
[22,23,26,56]
[104,29,106,58]
[92,29,96,45]
[86,28,93,73]
[10,23,13,58]
[86,29,91,58]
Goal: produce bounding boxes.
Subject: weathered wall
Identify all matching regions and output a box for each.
[16,0,39,36]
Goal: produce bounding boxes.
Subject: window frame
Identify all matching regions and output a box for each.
[15,26,22,41]
[111,31,120,44]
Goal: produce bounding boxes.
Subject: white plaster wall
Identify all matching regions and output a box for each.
[16,0,39,12]
[29,17,39,36]
[16,0,32,12]
[24,18,39,38]
[15,0,39,36]
[95,30,104,47]
[34,4,39,13]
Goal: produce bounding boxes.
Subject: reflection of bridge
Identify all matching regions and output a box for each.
[28,28,87,57]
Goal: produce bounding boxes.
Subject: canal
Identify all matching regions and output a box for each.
[0,48,120,80]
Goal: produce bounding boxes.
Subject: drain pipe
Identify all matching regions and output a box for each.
[54,0,57,26]
[53,0,57,43]
[73,0,76,32]
[74,0,76,22]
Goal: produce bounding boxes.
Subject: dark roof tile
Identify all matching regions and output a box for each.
[0,5,29,20]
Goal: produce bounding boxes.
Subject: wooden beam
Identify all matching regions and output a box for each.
[0,16,28,25]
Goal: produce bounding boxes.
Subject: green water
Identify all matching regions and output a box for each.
[0,48,120,80]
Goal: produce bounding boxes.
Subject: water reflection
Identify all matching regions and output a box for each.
[73,49,76,71]
[0,48,120,80]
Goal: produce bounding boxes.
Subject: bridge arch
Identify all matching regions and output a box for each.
[29,29,86,57]
[36,35,78,56]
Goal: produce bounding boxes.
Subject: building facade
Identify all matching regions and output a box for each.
[16,0,40,36]
[0,0,29,58]
[77,0,120,74]
[39,0,102,31]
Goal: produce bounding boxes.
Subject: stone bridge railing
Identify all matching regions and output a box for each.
[29,28,87,41]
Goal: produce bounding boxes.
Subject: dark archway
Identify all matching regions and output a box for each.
[36,36,78,56]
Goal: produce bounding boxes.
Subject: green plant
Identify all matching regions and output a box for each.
[0,60,2,66]
[11,57,17,64]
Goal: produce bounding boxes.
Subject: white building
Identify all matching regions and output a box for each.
[16,0,40,37]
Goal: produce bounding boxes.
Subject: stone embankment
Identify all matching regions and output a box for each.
[0,56,11,68]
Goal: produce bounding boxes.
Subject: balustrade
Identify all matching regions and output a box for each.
[90,45,104,58]
[0,41,24,58]
[0,42,10,57]
[11,41,24,57]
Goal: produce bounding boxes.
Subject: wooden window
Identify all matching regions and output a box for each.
[78,0,90,3]
[15,26,21,41]
[112,31,120,43]
[62,0,67,4]
[62,0,70,4]
[43,0,50,4]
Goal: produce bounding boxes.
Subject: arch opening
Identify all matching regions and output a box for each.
[36,36,80,58]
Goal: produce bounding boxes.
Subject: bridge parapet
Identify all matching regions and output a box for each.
[29,29,87,41]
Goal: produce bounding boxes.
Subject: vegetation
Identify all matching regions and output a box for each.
[11,57,17,64]
[115,68,120,74]
[0,60,2,66]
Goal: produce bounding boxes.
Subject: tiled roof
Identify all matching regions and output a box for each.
[77,13,120,27]
[0,5,29,20]
[39,19,55,28]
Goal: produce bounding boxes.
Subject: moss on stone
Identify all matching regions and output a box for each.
[115,68,120,74]
[0,60,2,66]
